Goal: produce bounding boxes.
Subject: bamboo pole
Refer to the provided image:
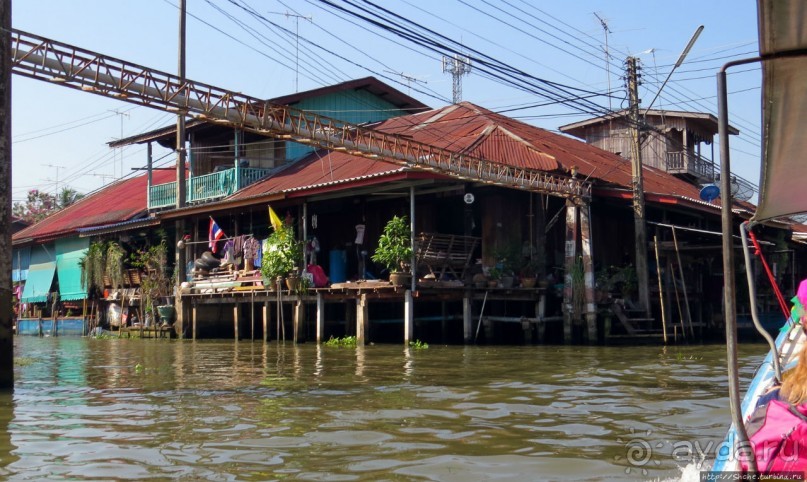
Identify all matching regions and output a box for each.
[669,259,686,341]
[654,236,667,343]
[671,227,694,338]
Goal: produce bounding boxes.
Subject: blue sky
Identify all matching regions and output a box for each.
[10,0,762,203]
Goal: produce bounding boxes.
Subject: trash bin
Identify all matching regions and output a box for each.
[329,249,347,283]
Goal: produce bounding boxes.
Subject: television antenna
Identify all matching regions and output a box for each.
[593,12,612,110]
[268,11,312,93]
[383,69,428,96]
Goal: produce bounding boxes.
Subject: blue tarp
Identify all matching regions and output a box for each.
[20,244,55,303]
[12,246,31,282]
[56,237,89,301]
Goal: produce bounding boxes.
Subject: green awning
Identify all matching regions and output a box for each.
[56,237,89,301]
[20,244,56,303]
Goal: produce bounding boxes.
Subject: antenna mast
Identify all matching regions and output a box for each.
[594,12,612,110]
[268,11,313,93]
[442,54,471,104]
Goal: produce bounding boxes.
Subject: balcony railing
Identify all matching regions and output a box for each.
[665,151,716,181]
[149,166,273,209]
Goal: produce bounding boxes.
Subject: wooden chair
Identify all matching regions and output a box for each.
[415,233,480,281]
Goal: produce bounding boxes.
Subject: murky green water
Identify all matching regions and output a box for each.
[0,337,767,481]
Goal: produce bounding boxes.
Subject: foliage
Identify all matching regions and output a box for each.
[371,215,412,273]
[488,266,503,280]
[261,223,303,280]
[493,243,521,275]
[80,241,107,291]
[409,339,429,349]
[105,242,126,289]
[137,242,171,313]
[323,335,357,347]
[519,258,541,278]
[12,187,84,223]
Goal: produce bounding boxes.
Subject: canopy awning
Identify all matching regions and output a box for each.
[752,0,807,222]
[12,246,31,282]
[56,237,89,301]
[20,244,55,303]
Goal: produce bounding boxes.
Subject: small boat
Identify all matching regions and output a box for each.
[711,0,807,474]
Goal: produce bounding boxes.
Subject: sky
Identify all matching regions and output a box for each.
[10,0,762,205]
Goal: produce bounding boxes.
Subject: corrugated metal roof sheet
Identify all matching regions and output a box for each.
[12,168,178,244]
[230,150,411,201]
[222,101,722,208]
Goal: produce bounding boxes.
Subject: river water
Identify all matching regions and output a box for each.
[0,337,767,481]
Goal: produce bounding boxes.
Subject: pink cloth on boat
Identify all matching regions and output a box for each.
[797,278,807,307]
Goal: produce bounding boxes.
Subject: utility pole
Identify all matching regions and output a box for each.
[442,54,471,104]
[626,56,651,314]
[0,0,13,389]
[175,0,187,337]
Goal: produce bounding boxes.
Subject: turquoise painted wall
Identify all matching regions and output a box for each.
[286,89,409,160]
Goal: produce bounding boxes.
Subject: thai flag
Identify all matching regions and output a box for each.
[209,217,225,253]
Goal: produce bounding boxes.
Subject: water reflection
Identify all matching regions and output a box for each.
[2,337,767,481]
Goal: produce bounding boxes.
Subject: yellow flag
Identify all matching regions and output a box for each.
[268,205,283,231]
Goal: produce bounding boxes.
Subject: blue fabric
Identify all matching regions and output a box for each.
[21,244,56,303]
[56,237,89,301]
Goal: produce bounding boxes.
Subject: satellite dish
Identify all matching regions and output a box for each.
[699,184,720,202]
[464,193,475,204]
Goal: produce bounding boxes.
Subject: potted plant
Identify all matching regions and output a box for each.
[261,223,303,290]
[371,215,413,287]
[520,259,540,289]
[487,266,502,288]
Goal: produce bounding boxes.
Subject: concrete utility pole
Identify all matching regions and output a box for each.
[626,56,651,314]
[175,0,187,336]
[0,0,13,390]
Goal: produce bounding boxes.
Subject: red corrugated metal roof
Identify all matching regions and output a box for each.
[13,168,178,244]
[230,151,413,200]
[225,101,713,205]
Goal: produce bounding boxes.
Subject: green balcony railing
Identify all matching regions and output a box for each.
[148,166,273,210]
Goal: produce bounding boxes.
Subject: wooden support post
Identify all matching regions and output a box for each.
[192,304,197,340]
[316,292,324,343]
[672,227,695,338]
[293,300,303,344]
[404,290,413,345]
[537,321,547,344]
[522,319,533,345]
[483,317,493,341]
[176,296,185,340]
[356,294,368,345]
[562,200,578,344]
[463,292,472,343]
[233,303,240,341]
[262,300,269,343]
[580,203,597,344]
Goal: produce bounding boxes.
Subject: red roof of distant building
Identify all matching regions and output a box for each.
[13,168,178,244]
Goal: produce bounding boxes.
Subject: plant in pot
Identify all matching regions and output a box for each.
[487,266,502,288]
[371,215,413,287]
[519,259,540,288]
[261,223,303,291]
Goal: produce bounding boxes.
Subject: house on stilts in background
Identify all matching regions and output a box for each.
[13,74,807,344]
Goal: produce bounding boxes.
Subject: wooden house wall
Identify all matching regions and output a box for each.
[286,90,411,160]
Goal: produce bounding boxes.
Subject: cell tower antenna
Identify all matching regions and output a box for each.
[442,54,471,104]
[594,12,612,110]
